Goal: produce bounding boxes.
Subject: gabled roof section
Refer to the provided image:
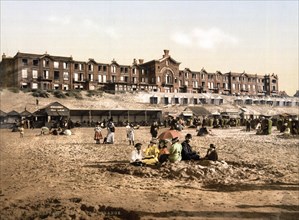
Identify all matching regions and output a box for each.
[111,59,120,66]
[158,56,181,65]
[20,110,32,116]
[40,102,69,110]
[184,106,211,116]
[0,110,7,116]
[7,110,20,116]
[88,58,98,64]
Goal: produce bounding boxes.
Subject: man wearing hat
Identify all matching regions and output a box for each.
[181,133,200,161]
[204,144,218,161]
[169,136,182,163]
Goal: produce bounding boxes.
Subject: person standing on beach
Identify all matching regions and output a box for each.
[105,117,115,144]
[127,123,135,146]
[150,121,159,138]
[94,123,103,144]
[19,126,24,138]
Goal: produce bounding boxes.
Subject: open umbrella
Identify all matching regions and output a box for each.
[158,129,182,140]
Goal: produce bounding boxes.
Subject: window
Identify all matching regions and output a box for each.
[33,59,39,66]
[22,69,28,78]
[75,63,79,70]
[63,62,68,69]
[63,72,69,80]
[165,72,172,84]
[111,66,116,73]
[248,85,251,90]
[98,65,102,71]
[132,77,136,83]
[103,75,107,83]
[74,73,78,81]
[272,86,276,91]
[98,75,102,82]
[22,59,28,66]
[63,85,69,90]
[79,73,84,81]
[43,70,49,79]
[88,64,93,71]
[54,61,59,68]
[43,60,49,67]
[124,76,129,82]
[103,66,107,72]
[88,74,93,81]
[32,83,38,89]
[185,81,188,86]
[32,70,38,78]
[157,76,160,83]
[54,71,60,80]
[232,83,235,90]
[111,76,116,82]
[133,68,136,74]
[141,69,144,75]
[120,76,124,81]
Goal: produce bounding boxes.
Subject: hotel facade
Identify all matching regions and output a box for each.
[0,50,279,96]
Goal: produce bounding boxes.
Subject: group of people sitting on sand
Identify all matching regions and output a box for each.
[130,133,218,166]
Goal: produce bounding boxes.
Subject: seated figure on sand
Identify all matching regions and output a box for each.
[158,139,170,164]
[197,125,212,136]
[142,138,160,165]
[169,137,182,163]
[181,133,200,161]
[130,143,143,166]
[204,144,218,161]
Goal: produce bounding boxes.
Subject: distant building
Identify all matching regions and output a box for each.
[0,50,279,96]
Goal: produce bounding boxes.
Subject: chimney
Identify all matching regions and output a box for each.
[2,53,6,59]
[163,49,170,58]
[133,58,137,65]
[138,59,144,64]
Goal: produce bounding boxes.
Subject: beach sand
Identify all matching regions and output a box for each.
[0,126,298,219]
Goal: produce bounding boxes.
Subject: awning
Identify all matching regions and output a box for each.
[182,111,193,117]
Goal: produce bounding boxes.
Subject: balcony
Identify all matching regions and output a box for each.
[37,76,52,82]
[73,79,86,83]
[162,82,173,86]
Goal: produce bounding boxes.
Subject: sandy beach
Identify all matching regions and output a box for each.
[0,125,298,219]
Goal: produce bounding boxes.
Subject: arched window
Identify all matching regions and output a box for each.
[165,71,172,84]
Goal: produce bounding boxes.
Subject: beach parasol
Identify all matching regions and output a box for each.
[158,129,182,140]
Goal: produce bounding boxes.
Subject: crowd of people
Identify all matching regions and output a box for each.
[129,133,218,167]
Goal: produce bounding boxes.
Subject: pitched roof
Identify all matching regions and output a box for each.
[184,106,211,116]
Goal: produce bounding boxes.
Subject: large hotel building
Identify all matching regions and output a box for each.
[0,50,279,96]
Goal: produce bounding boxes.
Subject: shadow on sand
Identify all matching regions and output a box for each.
[203,182,299,192]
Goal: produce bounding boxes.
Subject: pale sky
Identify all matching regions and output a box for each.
[1,1,298,95]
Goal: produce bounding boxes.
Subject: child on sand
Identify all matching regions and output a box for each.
[158,139,170,164]
[94,123,103,144]
[19,126,24,138]
[130,143,143,166]
[204,144,218,161]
